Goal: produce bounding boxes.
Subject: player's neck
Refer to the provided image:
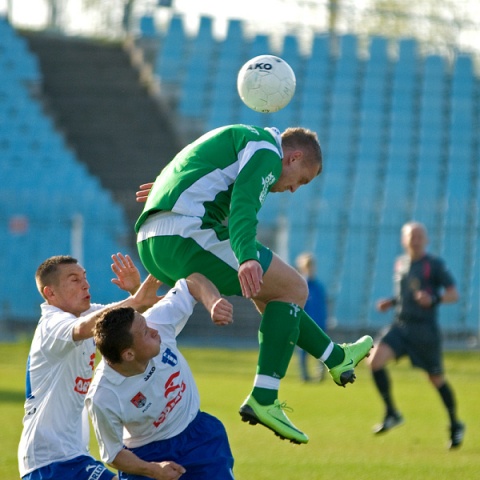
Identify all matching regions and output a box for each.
[108,359,150,377]
[409,251,426,262]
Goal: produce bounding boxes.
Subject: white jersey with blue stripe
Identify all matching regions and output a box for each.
[86,279,201,464]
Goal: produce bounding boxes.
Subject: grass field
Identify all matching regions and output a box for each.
[1,342,479,479]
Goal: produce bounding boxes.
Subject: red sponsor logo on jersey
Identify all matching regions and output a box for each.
[89,352,96,371]
[152,371,186,428]
[131,392,147,408]
[74,376,92,394]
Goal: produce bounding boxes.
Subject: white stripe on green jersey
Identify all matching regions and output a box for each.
[136,124,283,265]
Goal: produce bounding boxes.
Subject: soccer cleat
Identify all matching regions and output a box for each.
[239,395,309,444]
[448,421,465,449]
[373,412,404,434]
[328,335,374,387]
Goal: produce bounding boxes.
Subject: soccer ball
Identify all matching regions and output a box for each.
[237,55,296,113]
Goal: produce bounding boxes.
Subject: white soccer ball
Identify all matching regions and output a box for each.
[237,55,296,113]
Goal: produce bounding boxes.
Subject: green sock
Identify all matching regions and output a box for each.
[296,309,344,368]
[252,301,301,405]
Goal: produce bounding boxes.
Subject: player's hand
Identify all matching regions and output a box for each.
[414,290,433,308]
[151,461,186,480]
[210,298,233,325]
[376,298,393,312]
[111,253,141,295]
[136,182,154,203]
[238,259,263,299]
[131,274,164,312]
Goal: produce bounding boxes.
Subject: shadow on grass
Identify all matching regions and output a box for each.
[0,389,25,404]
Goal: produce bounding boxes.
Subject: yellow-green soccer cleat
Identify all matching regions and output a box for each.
[328,335,374,387]
[239,395,309,444]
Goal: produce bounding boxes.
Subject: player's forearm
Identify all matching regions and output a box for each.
[185,273,221,310]
[111,449,156,476]
[438,287,459,305]
[111,449,185,479]
[73,277,161,340]
[73,298,135,341]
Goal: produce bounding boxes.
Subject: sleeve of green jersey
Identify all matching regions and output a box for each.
[228,150,282,265]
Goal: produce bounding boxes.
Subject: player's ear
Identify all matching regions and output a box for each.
[121,348,135,362]
[290,150,303,164]
[43,285,54,300]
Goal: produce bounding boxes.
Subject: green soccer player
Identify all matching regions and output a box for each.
[135,124,373,444]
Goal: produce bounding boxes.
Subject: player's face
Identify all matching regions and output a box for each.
[46,263,91,317]
[271,153,319,193]
[130,312,161,362]
[402,225,428,259]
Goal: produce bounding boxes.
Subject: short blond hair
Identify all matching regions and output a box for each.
[281,127,322,175]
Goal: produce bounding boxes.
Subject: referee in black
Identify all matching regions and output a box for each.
[369,221,465,449]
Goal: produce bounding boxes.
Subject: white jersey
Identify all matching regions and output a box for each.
[86,279,201,465]
[18,302,106,477]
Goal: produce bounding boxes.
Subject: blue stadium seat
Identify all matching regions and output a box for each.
[205,19,245,129]
[139,15,157,38]
[244,33,271,59]
[298,35,330,130]
[178,18,212,119]
[335,228,370,326]
[369,226,403,327]
[154,15,188,85]
[0,21,134,322]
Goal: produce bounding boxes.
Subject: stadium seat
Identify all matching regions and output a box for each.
[154,15,189,86]
[177,16,214,123]
[0,19,133,322]
[205,19,246,130]
[139,15,157,38]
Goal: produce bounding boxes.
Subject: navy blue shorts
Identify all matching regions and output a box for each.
[22,455,115,480]
[119,411,234,480]
[378,320,444,375]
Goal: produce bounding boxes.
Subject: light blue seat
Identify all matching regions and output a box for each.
[155,15,188,84]
[205,19,246,129]
[139,15,157,38]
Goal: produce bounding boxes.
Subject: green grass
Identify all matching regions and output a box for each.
[2,342,479,479]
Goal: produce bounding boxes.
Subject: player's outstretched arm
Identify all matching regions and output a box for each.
[112,449,186,480]
[73,275,162,341]
[185,273,233,326]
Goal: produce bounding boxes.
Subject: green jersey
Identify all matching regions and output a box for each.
[135,124,283,265]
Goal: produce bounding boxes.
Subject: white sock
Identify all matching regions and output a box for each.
[319,341,334,362]
[253,374,281,390]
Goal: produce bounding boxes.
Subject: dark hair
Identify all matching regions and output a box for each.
[281,127,323,174]
[35,255,78,298]
[94,307,136,364]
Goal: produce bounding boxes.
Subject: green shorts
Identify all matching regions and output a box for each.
[137,212,273,297]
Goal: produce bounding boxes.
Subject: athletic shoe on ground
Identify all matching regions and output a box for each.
[239,395,309,444]
[372,411,404,434]
[328,335,374,387]
[448,421,465,449]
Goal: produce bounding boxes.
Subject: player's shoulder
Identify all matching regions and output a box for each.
[424,252,445,266]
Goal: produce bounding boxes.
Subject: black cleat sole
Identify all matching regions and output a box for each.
[337,370,356,387]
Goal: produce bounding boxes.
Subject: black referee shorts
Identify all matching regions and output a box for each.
[378,319,444,375]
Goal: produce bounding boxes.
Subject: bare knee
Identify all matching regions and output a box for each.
[256,256,309,306]
[369,343,395,371]
[289,272,308,306]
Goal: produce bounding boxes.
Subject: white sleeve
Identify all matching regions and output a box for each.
[145,279,196,336]
[41,312,78,357]
[86,389,125,464]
